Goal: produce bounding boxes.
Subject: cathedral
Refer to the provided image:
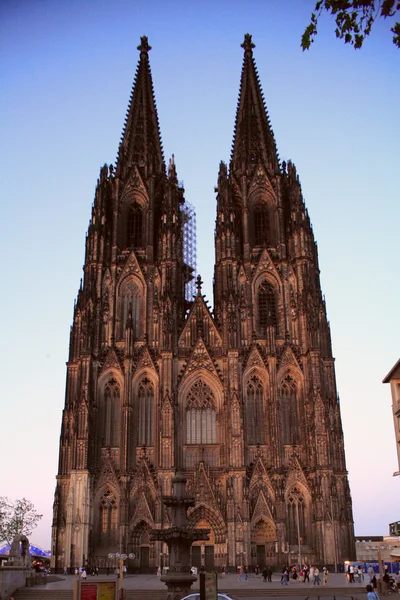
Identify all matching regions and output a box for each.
[51,34,355,573]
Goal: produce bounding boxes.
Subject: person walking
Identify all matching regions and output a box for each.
[267,566,272,582]
[366,583,380,600]
[310,566,315,582]
[314,567,320,586]
[368,566,375,582]
[304,565,310,583]
[281,567,289,585]
[262,566,268,582]
[323,567,329,586]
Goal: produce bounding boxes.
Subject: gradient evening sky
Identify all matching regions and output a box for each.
[0,0,399,551]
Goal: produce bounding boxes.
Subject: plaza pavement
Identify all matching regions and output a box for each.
[36,571,367,597]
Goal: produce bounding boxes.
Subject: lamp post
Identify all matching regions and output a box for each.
[365,544,393,587]
[293,492,302,567]
[326,497,338,573]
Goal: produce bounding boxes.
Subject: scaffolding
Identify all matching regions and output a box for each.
[181,200,197,302]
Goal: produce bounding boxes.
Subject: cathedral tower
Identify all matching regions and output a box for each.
[52,35,355,573]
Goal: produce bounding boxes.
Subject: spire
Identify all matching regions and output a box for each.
[231,34,280,177]
[116,36,165,178]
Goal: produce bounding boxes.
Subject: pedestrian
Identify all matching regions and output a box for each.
[281,567,289,586]
[267,566,272,582]
[371,574,378,591]
[238,566,242,581]
[368,565,375,582]
[82,569,87,580]
[262,566,267,582]
[75,567,79,578]
[349,564,355,583]
[304,565,310,583]
[383,570,390,595]
[323,567,329,586]
[313,567,320,586]
[366,583,380,600]
[255,564,260,577]
[310,566,315,582]
[244,565,248,581]
[292,567,298,582]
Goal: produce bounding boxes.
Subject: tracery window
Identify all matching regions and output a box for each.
[186,380,216,444]
[254,201,270,246]
[280,376,298,445]
[118,277,142,339]
[258,280,277,335]
[99,489,118,545]
[127,203,143,248]
[101,379,120,447]
[286,487,307,544]
[246,375,265,444]
[138,378,155,446]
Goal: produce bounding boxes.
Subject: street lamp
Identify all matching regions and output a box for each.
[292,491,302,567]
[326,497,338,573]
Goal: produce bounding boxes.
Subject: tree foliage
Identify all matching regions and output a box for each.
[302,1,400,50]
[0,497,43,546]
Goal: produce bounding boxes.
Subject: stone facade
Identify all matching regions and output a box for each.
[51,35,355,572]
[383,359,400,475]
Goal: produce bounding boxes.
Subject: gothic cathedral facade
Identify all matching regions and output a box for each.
[52,35,355,572]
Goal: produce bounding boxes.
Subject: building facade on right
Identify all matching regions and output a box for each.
[383,359,400,474]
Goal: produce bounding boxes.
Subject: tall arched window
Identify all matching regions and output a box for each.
[101,379,120,447]
[246,375,265,444]
[286,487,307,544]
[254,201,270,246]
[99,489,118,546]
[118,277,143,339]
[258,280,277,335]
[186,380,216,444]
[281,376,298,445]
[127,202,143,248]
[138,378,155,446]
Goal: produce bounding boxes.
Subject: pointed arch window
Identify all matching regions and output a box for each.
[127,202,143,248]
[281,376,298,445]
[99,489,118,546]
[186,380,216,444]
[118,277,143,340]
[246,375,265,444]
[286,487,307,544]
[101,379,120,447]
[258,280,277,335]
[138,378,155,446]
[254,201,270,246]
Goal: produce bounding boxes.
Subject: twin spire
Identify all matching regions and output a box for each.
[117,36,164,179]
[117,34,279,179]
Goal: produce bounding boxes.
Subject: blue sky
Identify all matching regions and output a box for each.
[0,0,399,550]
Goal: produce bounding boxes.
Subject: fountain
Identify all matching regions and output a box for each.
[151,471,210,600]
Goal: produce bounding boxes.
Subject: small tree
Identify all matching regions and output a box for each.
[0,497,43,546]
[302,1,400,50]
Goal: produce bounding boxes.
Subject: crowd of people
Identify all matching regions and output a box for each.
[279,564,329,586]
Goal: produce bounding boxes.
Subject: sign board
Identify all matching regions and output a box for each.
[73,578,119,600]
[199,571,217,600]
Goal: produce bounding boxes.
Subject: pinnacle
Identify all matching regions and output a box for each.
[116,36,164,178]
[230,34,280,178]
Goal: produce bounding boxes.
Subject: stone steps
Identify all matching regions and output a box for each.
[13,585,365,600]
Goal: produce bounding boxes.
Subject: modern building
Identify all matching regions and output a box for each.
[383,359,400,474]
[355,536,400,563]
[51,35,355,572]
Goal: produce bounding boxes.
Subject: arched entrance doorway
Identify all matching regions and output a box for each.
[130,521,153,573]
[191,519,215,570]
[251,519,276,567]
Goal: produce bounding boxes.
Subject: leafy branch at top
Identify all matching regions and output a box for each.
[301,1,400,50]
[0,497,43,547]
